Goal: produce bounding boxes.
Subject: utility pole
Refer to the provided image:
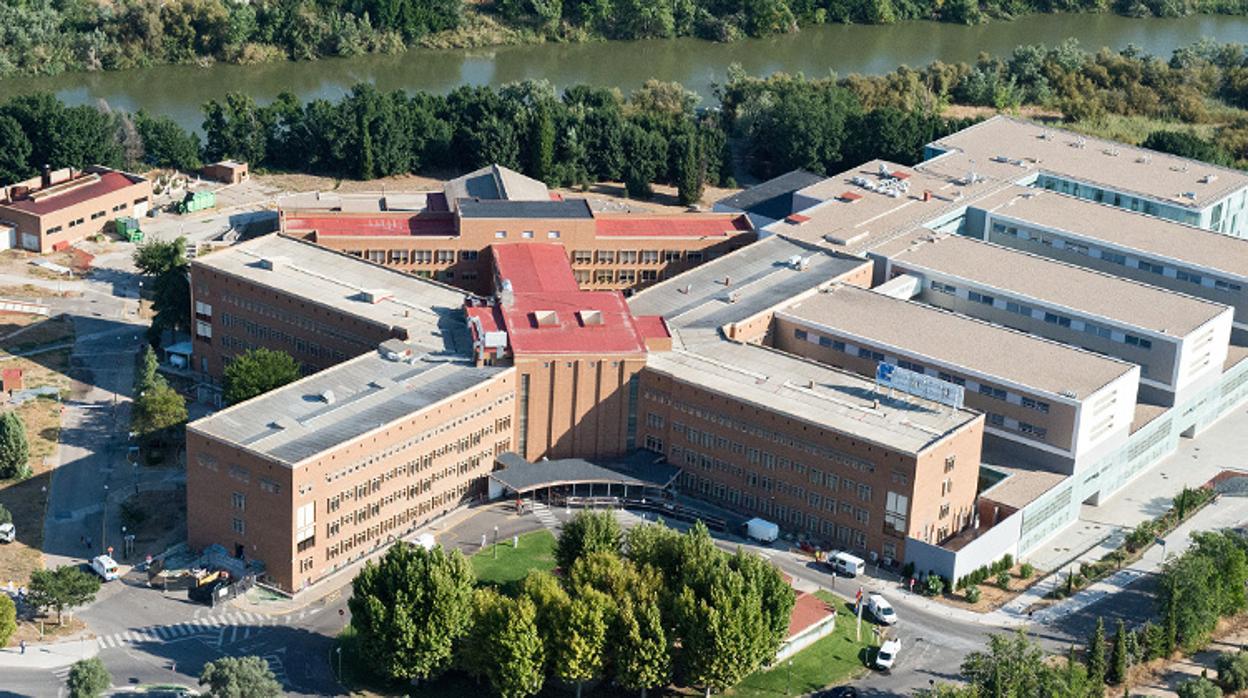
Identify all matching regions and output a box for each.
[101,484,109,554]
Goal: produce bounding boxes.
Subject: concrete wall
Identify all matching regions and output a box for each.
[904,511,1021,582]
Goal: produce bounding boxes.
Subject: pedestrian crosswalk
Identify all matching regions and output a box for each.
[261,654,288,683]
[95,610,273,649]
[530,501,561,530]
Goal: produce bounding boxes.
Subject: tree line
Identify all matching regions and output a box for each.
[4,41,1248,197]
[347,512,795,697]
[4,0,1248,78]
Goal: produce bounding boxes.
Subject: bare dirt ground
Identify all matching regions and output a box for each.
[1128,615,1248,697]
[942,105,1064,122]
[256,171,446,194]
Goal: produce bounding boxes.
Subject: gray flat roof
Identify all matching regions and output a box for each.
[443,165,550,207]
[927,115,1248,210]
[490,452,681,493]
[193,234,470,353]
[646,342,981,455]
[970,186,1248,280]
[885,233,1230,337]
[716,170,824,220]
[190,349,510,465]
[778,285,1136,399]
[627,236,869,333]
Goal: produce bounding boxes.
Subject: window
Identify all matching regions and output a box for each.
[195,301,212,318]
[460,250,479,261]
[857,347,885,362]
[977,384,1006,400]
[573,250,593,265]
[1021,396,1049,413]
[1019,422,1048,440]
[1125,335,1152,350]
[134,197,149,205]
[663,250,682,263]
[939,503,950,519]
[794,329,808,341]
[1005,301,1032,317]
[1043,312,1072,328]
[1138,260,1165,275]
[596,250,615,264]
[930,281,956,295]
[91,210,105,220]
[988,413,1005,427]
[495,231,507,239]
[232,518,245,535]
[944,456,956,473]
[547,231,560,239]
[640,269,658,282]
[640,250,660,264]
[232,492,246,510]
[1215,279,1242,293]
[260,479,280,494]
[296,502,315,544]
[968,291,994,305]
[618,269,636,284]
[1101,251,1127,266]
[595,270,614,284]
[620,250,639,264]
[522,231,534,239]
[1084,321,1112,339]
[857,484,872,502]
[436,249,455,264]
[687,251,704,263]
[388,249,410,264]
[941,478,952,496]
[898,359,923,372]
[46,226,62,235]
[937,372,965,386]
[1176,270,1203,285]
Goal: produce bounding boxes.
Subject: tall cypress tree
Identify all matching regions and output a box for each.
[1109,618,1128,685]
[1087,617,1107,686]
[0,411,30,479]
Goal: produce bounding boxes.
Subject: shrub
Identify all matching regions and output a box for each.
[902,561,915,579]
[1176,676,1223,698]
[925,574,945,596]
[995,571,1011,590]
[1001,553,1014,570]
[965,586,981,603]
[1018,562,1034,579]
[1125,520,1156,552]
[1217,650,1248,692]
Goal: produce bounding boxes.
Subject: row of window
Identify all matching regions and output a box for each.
[928,279,1155,350]
[220,291,371,348]
[793,328,1051,413]
[993,221,1243,294]
[571,249,704,265]
[44,199,142,236]
[985,412,1049,441]
[219,313,351,363]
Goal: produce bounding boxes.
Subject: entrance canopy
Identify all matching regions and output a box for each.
[490,451,680,497]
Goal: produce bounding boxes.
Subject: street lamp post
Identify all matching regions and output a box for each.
[493,526,499,559]
[101,484,109,554]
[336,646,343,682]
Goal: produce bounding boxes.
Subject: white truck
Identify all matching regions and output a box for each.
[90,555,120,581]
[745,518,779,543]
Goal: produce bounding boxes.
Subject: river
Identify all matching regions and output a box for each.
[1,13,1247,132]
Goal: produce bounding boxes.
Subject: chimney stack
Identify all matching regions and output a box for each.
[41,164,51,189]
[922,190,932,202]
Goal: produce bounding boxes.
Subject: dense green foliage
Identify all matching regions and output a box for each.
[0,411,31,480]
[133,238,191,345]
[554,510,623,571]
[1178,676,1224,698]
[347,542,476,682]
[6,0,1248,78]
[66,657,111,698]
[198,655,284,697]
[1217,650,1248,692]
[28,565,101,624]
[1157,530,1248,651]
[223,348,302,406]
[0,594,15,648]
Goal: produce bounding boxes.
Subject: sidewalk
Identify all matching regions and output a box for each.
[994,494,1246,625]
[0,638,98,670]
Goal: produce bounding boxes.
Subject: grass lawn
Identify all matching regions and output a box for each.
[470,529,557,588]
[727,591,872,698]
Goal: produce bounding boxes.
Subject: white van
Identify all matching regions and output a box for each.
[830,552,865,577]
[90,555,120,581]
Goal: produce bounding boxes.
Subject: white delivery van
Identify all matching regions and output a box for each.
[866,594,898,625]
[745,518,779,543]
[90,555,120,581]
[830,552,865,577]
[875,638,901,670]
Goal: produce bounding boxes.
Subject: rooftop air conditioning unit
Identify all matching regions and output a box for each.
[258,256,288,271]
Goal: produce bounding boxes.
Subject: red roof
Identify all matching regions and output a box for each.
[785,214,811,224]
[787,592,835,638]
[2,369,22,382]
[594,215,752,237]
[633,315,670,341]
[285,214,455,237]
[492,244,579,293]
[4,172,139,216]
[501,291,647,355]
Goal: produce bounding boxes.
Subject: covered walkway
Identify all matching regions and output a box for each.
[488,451,681,504]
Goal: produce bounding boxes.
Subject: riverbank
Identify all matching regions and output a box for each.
[4,13,1248,134]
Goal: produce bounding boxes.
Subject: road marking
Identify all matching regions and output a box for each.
[214,627,226,648]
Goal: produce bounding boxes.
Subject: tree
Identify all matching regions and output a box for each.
[466,591,546,698]
[348,542,475,682]
[133,237,190,345]
[913,684,980,697]
[0,114,33,184]
[1158,546,1226,650]
[675,566,769,697]
[553,587,612,698]
[223,348,303,405]
[1109,618,1129,685]
[673,128,704,206]
[1141,130,1232,167]
[0,593,15,647]
[135,346,159,397]
[198,655,283,698]
[555,510,622,571]
[67,657,111,698]
[1038,647,1096,698]
[0,502,9,524]
[130,377,187,440]
[202,93,269,165]
[1087,617,1107,686]
[960,630,1047,697]
[614,592,670,698]
[134,112,202,171]
[0,410,31,479]
[1177,676,1223,698]
[28,565,101,625]
[1218,650,1248,692]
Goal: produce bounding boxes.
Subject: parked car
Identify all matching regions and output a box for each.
[866,594,897,625]
[0,522,14,543]
[90,555,120,581]
[875,638,901,670]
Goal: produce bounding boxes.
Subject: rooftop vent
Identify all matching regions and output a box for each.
[679,285,692,295]
[878,163,892,177]
[1103,148,1119,157]
[1202,174,1219,184]
[578,310,604,326]
[534,310,560,327]
[319,389,336,404]
[724,291,740,304]
[258,256,288,271]
[379,339,412,361]
[1137,155,1152,164]
[1060,390,1077,399]
[359,288,391,304]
